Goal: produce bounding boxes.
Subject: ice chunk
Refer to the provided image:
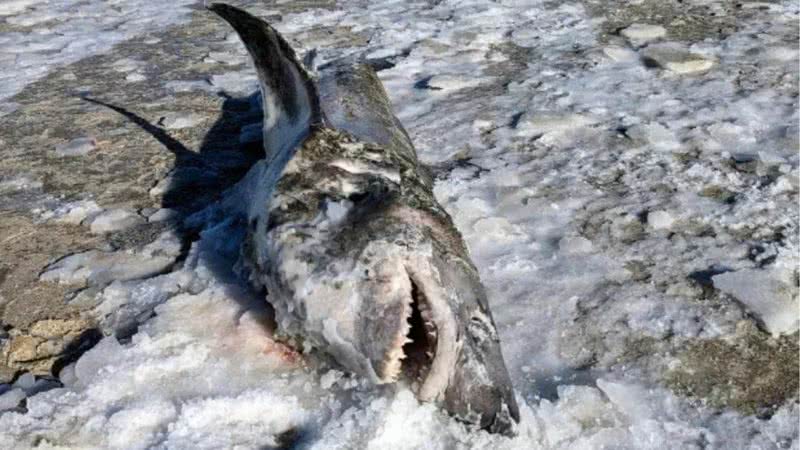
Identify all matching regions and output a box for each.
[0,388,25,411]
[518,113,600,137]
[74,336,124,386]
[89,208,145,234]
[647,210,674,230]
[559,236,594,255]
[712,269,799,335]
[40,231,182,286]
[12,372,35,390]
[160,112,204,130]
[621,24,666,45]
[642,44,715,74]
[55,137,96,157]
[147,208,181,223]
[53,200,102,225]
[597,379,655,421]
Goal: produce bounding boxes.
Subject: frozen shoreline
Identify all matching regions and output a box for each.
[0,0,797,448]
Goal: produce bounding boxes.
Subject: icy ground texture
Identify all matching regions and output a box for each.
[0,0,197,116]
[1,0,799,448]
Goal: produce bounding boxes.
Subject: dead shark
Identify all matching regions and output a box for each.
[209,3,520,435]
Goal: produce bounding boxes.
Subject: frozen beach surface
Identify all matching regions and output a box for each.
[0,0,797,448]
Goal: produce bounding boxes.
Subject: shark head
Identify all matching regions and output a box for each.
[209,3,520,435]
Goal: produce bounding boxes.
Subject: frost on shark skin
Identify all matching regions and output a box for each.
[209,3,519,434]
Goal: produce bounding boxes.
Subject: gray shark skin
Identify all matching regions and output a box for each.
[208,3,520,435]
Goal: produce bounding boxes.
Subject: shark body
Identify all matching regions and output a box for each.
[210,3,520,435]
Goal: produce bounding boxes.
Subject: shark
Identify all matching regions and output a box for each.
[209,3,520,435]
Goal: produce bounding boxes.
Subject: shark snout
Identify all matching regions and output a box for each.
[358,247,520,435]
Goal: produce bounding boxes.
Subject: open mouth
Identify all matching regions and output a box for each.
[379,269,455,402]
[400,278,438,392]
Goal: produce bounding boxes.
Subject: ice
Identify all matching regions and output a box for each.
[88,208,145,234]
[159,112,205,130]
[713,268,799,335]
[620,23,667,45]
[2,0,798,447]
[52,200,103,225]
[12,373,35,391]
[54,137,97,156]
[74,336,125,386]
[0,389,25,411]
[39,230,182,287]
[647,210,675,230]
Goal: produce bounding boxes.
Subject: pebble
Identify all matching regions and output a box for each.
[621,24,666,45]
[88,208,145,234]
[55,137,96,157]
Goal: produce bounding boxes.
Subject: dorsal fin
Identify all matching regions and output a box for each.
[208,3,322,160]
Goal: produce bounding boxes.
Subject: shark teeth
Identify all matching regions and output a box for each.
[378,274,440,388]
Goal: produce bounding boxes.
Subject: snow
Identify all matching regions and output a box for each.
[1,0,798,448]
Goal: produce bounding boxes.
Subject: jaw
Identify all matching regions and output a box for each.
[367,255,520,436]
[378,267,459,403]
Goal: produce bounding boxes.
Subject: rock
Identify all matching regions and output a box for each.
[29,319,90,340]
[55,137,96,157]
[6,335,39,364]
[647,210,674,230]
[621,23,666,45]
[159,112,204,130]
[665,322,798,413]
[88,209,145,234]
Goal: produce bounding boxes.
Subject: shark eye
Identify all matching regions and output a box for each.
[468,312,497,344]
